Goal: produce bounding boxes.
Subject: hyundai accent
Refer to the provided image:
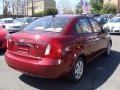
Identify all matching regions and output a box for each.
[5,15,112,82]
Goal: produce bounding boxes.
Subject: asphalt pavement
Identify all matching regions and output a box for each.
[0,35,120,90]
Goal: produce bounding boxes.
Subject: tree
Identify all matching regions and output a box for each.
[34,8,58,17]
[3,6,8,16]
[34,11,45,17]
[29,0,34,16]
[90,0,103,13]
[75,2,82,14]
[45,8,58,15]
[3,0,10,16]
[101,3,116,14]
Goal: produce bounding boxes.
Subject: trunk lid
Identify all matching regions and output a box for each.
[9,31,60,58]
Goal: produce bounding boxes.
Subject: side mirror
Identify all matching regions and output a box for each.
[102,27,110,33]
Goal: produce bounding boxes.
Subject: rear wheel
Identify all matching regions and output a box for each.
[67,57,85,82]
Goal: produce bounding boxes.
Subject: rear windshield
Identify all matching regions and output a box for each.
[23,16,70,32]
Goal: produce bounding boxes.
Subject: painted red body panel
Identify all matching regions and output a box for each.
[5,15,111,78]
[0,25,7,49]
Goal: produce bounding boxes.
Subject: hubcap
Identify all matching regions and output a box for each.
[75,61,83,80]
[107,43,111,55]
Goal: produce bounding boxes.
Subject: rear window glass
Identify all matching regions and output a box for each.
[23,16,70,32]
[79,18,92,33]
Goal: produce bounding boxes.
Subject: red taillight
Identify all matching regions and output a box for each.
[44,39,62,59]
[44,44,51,55]
[7,35,16,50]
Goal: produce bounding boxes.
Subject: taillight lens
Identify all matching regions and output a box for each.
[7,37,13,49]
[44,39,62,59]
[45,44,51,55]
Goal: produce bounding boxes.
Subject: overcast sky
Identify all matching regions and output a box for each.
[55,0,80,9]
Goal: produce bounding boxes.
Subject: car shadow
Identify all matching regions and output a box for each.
[0,49,6,56]
[110,33,120,35]
[19,50,120,90]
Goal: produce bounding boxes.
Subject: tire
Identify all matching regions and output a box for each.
[67,57,85,83]
[104,42,111,56]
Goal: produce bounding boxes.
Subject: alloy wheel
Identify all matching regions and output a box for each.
[75,60,84,80]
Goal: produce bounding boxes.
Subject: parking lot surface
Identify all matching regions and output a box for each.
[0,35,120,90]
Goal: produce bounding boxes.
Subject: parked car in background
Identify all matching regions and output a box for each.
[0,18,23,34]
[95,17,108,25]
[0,24,8,49]
[14,17,33,28]
[103,17,120,33]
[31,17,38,21]
[95,14,114,25]
[116,14,120,17]
[86,13,101,17]
[5,15,112,82]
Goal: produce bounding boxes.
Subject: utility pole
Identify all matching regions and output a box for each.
[118,0,120,13]
[26,0,28,16]
[16,0,19,16]
[13,3,14,15]
[31,0,34,16]
[23,0,25,16]
[3,0,4,18]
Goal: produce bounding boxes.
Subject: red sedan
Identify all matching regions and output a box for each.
[0,25,7,49]
[5,15,112,82]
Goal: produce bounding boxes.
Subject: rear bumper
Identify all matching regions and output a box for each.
[5,51,69,78]
[8,30,20,34]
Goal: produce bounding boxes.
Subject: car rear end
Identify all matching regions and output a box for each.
[5,34,67,78]
[5,15,76,78]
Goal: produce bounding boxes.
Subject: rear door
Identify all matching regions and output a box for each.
[75,17,99,62]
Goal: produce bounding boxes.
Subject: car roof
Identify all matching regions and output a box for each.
[39,15,90,19]
[54,14,79,18]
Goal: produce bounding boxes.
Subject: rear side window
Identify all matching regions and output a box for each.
[79,18,92,33]
[89,18,102,32]
[75,22,82,33]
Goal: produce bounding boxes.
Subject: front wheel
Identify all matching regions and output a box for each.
[67,57,85,82]
[104,42,111,56]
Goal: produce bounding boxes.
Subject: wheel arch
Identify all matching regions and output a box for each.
[77,54,87,65]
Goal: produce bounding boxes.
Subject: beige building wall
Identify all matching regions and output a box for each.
[27,0,56,16]
[104,0,118,5]
[34,1,44,14]
[104,0,120,13]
